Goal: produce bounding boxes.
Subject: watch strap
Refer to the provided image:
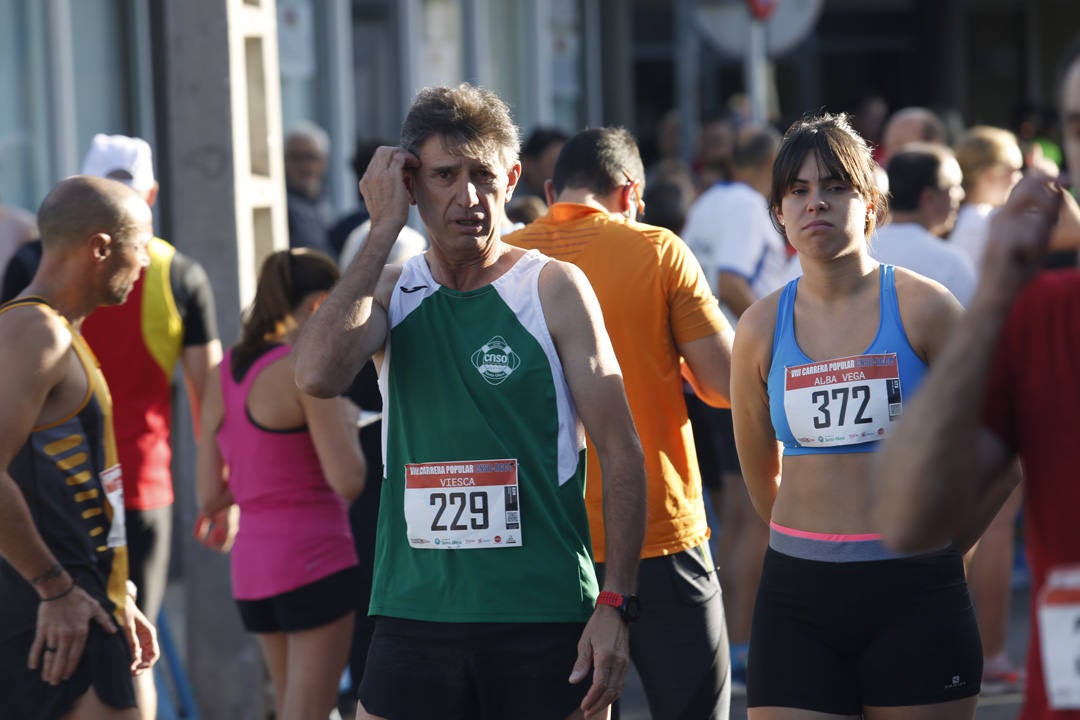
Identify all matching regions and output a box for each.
[595,590,625,610]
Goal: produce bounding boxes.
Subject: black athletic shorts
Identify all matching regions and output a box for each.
[359,617,590,720]
[125,505,173,623]
[0,623,136,719]
[685,393,740,490]
[747,548,982,713]
[236,565,361,634]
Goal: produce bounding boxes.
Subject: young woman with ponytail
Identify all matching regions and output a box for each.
[195,248,366,720]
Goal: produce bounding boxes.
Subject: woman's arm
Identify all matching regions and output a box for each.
[193,367,238,552]
[730,298,783,524]
[194,368,231,514]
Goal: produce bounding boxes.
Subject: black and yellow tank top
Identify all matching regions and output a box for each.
[0,297,128,637]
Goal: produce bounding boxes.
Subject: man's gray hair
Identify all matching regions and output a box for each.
[286,120,330,156]
[401,84,520,170]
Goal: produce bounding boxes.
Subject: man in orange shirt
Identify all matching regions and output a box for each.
[508,127,735,719]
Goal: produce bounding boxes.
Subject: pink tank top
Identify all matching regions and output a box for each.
[218,345,357,599]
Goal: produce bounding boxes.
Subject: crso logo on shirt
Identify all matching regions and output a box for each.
[471,336,521,385]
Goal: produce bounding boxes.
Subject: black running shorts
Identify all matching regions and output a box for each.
[747,548,982,713]
[359,617,590,720]
[236,565,361,634]
[0,623,136,720]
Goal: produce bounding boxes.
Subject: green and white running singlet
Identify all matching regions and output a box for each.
[370,249,598,623]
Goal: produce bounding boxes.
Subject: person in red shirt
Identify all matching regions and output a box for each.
[80,134,221,719]
[876,48,1080,720]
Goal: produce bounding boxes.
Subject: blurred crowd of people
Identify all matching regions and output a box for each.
[2,35,1080,720]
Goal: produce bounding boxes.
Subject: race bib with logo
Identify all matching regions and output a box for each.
[101,464,126,548]
[404,459,522,549]
[1038,565,1080,709]
[784,353,902,448]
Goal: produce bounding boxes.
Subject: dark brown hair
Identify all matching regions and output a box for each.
[770,113,887,240]
[232,249,339,381]
[552,126,644,197]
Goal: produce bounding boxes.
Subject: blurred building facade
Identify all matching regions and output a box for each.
[0,0,632,228]
[3,0,1077,226]
[635,0,1080,168]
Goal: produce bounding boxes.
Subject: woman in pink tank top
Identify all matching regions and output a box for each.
[195,249,366,720]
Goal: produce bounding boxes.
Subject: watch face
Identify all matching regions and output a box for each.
[622,594,642,622]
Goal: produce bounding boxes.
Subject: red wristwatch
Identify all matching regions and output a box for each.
[595,590,641,623]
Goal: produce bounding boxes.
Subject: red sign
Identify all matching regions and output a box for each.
[746,0,777,21]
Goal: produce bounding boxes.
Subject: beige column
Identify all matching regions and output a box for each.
[163,1,287,717]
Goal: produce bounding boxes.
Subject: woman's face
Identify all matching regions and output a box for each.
[985,143,1024,207]
[775,153,871,262]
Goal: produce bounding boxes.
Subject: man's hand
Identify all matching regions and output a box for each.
[358,146,420,239]
[124,595,159,676]
[977,172,1064,308]
[569,606,629,718]
[193,505,239,553]
[29,582,117,685]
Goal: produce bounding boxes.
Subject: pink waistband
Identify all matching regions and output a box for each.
[770,520,883,543]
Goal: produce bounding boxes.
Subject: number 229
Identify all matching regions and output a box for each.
[430,491,490,531]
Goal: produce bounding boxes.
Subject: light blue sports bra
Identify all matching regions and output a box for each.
[766,265,927,456]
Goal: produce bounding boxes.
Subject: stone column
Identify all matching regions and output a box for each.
[162,1,287,717]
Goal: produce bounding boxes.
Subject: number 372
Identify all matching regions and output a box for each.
[810,384,872,429]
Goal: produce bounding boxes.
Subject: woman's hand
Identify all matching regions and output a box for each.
[193,505,239,553]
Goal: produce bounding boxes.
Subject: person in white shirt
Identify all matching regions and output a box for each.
[683,125,787,318]
[872,144,975,307]
[951,125,1080,275]
[950,126,1024,270]
[680,123,785,687]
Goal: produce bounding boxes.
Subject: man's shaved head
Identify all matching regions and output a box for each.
[881,107,947,162]
[37,175,148,250]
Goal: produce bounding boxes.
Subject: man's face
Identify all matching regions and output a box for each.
[409,135,520,252]
[929,157,965,236]
[881,110,941,164]
[700,120,733,166]
[285,136,327,199]
[103,198,152,306]
[1063,61,1080,188]
[985,143,1024,207]
[882,116,922,162]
